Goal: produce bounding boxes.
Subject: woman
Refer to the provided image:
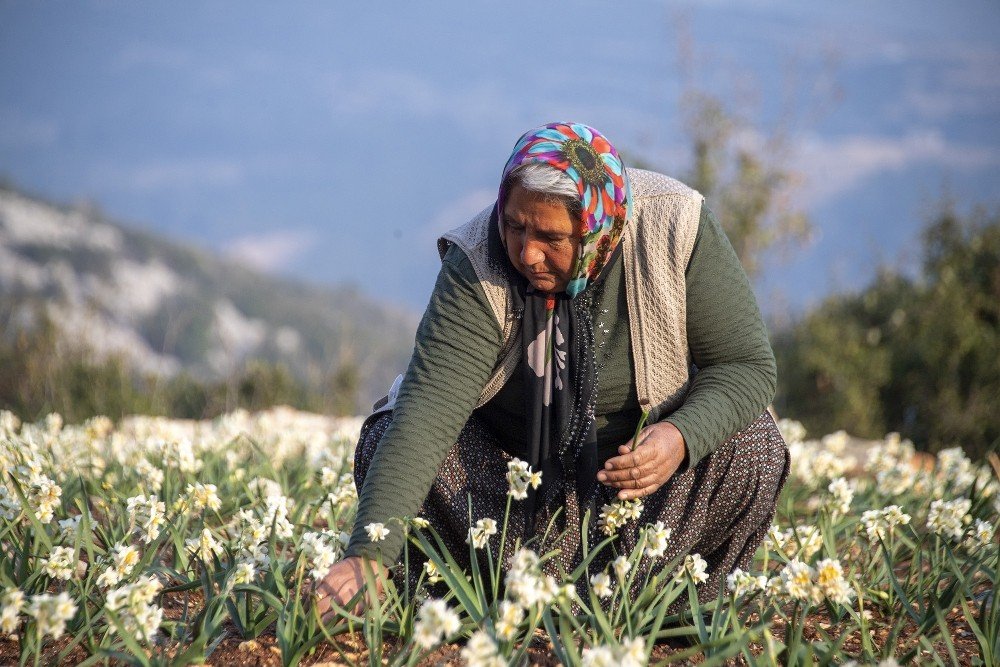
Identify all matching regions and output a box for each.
[315,122,788,614]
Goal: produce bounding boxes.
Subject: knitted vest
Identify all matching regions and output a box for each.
[437,169,704,421]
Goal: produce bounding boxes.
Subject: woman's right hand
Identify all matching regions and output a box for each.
[313,556,383,620]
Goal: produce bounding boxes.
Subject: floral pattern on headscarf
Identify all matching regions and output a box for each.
[499,122,632,297]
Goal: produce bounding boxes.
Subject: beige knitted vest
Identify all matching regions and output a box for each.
[437,169,703,420]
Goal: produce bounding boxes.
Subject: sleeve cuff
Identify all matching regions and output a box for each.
[664,416,705,473]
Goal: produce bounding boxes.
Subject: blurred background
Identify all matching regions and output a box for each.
[0,1,997,457]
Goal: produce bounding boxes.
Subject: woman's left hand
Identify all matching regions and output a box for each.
[596,422,687,500]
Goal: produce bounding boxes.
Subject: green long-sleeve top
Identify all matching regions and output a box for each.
[345,206,776,562]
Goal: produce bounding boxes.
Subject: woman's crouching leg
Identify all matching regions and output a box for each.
[353,411,525,597]
[691,411,789,600]
[619,410,789,608]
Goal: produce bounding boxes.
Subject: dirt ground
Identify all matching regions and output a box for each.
[0,603,984,666]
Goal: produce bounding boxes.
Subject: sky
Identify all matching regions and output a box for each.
[1,1,998,321]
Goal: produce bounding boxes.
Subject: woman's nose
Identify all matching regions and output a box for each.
[520,239,544,267]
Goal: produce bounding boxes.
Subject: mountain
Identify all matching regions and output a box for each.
[0,184,418,410]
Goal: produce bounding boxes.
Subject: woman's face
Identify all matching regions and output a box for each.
[502,182,580,293]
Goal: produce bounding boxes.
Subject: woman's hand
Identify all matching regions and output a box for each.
[312,556,385,620]
[596,422,687,500]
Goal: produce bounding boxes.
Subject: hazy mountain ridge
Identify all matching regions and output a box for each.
[0,185,418,408]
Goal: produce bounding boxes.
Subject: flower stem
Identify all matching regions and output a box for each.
[629,411,650,452]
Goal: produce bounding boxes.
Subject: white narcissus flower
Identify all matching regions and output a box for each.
[58,515,82,538]
[154,437,202,474]
[788,525,823,559]
[779,559,816,602]
[826,477,854,516]
[881,505,912,529]
[40,546,76,581]
[29,475,62,524]
[184,482,222,512]
[581,645,617,667]
[505,458,542,500]
[411,516,430,529]
[97,566,122,589]
[1,588,25,635]
[865,432,915,475]
[726,568,767,598]
[0,486,21,520]
[111,543,141,577]
[776,418,806,444]
[860,505,911,543]
[964,518,994,550]
[763,524,786,553]
[247,477,282,499]
[126,494,166,544]
[675,553,708,585]
[230,508,267,552]
[461,630,505,667]
[185,528,223,561]
[612,556,632,582]
[365,522,389,542]
[597,498,644,536]
[787,437,854,488]
[324,473,358,510]
[937,447,976,490]
[27,592,77,639]
[467,518,498,549]
[926,498,972,541]
[583,639,646,667]
[423,560,442,584]
[510,547,539,573]
[814,558,853,605]
[39,547,76,580]
[231,562,256,585]
[620,637,647,667]
[412,598,461,649]
[590,572,613,599]
[319,466,339,487]
[876,464,919,497]
[643,520,672,559]
[495,600,524,641]
[258,495,295,540]
[133,458,164,491]
[300,531,343,579]
[504,548,553,609]
[104,575,163,643]
[0,409,20,435]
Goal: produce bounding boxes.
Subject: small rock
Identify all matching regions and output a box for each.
[238,640,261,652]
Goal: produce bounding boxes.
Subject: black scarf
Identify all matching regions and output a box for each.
[514,243,622,529]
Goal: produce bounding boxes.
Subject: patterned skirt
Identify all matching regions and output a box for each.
[354,410,789,606]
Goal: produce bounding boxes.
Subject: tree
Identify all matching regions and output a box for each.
[773,204,1000,459]
[681,91,812,279]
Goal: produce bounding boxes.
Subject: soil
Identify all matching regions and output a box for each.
[0,602,985,666]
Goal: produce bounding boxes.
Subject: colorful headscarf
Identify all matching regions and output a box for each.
[496,122,632,530]
[499,122,632,297]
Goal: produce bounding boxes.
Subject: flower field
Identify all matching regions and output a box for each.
[0,408,997,666]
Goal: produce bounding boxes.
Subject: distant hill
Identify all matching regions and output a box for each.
[0,184,418,410]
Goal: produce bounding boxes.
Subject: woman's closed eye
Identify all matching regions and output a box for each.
[503,218,524,232]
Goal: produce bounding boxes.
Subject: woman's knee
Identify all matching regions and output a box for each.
[709,411,789,517]
[754,412,790,498]
[737,412,790,534]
